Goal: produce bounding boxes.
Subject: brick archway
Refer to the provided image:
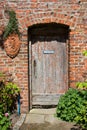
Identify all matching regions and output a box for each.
[19,12,76,32]
[17,12,76,112]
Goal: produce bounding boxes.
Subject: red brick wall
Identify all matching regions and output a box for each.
[0,0,87,113]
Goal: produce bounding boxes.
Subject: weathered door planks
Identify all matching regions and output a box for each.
[31,35,68,106]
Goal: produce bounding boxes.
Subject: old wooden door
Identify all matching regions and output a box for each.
[30,25,68,107]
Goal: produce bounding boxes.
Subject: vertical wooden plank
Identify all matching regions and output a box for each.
[29,41,32,109]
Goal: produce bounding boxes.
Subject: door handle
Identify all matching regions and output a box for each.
[34,60,37,78]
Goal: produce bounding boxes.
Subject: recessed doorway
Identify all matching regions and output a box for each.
[28,23,69,109]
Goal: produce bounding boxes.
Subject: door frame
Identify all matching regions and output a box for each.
[28,23,69,110]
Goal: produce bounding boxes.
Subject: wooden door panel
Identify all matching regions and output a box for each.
[32,94,61,105]
[43,40,65,94]
[32,40,44,94]
[31,36,67,106]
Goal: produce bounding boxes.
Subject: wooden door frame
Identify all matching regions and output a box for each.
[28,40,32,110]
[28,24,69,110]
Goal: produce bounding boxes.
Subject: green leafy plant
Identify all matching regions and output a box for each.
[0,72,20,129]
[56,88,87,129]
[0,72,20,112]
[3,10,20,40]
[83,50,87,56]
[0,112,11,130]
[0,72,4,77]
[76,81,87,90]
[2,82,20,112]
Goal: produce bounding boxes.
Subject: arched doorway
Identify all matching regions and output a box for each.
[28,23,69,109]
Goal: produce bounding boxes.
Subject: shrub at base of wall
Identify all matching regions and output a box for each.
[56,88,87,129]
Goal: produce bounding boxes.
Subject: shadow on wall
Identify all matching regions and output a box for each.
[0,27,4,49]
[71,125,84,130]
[28,23,69,43]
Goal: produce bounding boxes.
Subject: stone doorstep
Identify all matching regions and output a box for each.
[13,108,56,130]
[25,113,63,124]
[13,114,26,130]
[24,108,60,124]
[29,108,56,115]
[25,114,45,124]
[13,109,77,130]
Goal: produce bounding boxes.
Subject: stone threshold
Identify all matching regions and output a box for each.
[13,114,26,130]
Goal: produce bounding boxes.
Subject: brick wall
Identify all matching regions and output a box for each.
[0,0,87,113]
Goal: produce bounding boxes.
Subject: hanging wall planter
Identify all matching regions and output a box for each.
[3,10,20,58]
[4,33,20,58]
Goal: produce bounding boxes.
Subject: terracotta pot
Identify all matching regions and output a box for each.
[4,33,21,58]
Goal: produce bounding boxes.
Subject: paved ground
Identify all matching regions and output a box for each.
[19,108,81,130]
